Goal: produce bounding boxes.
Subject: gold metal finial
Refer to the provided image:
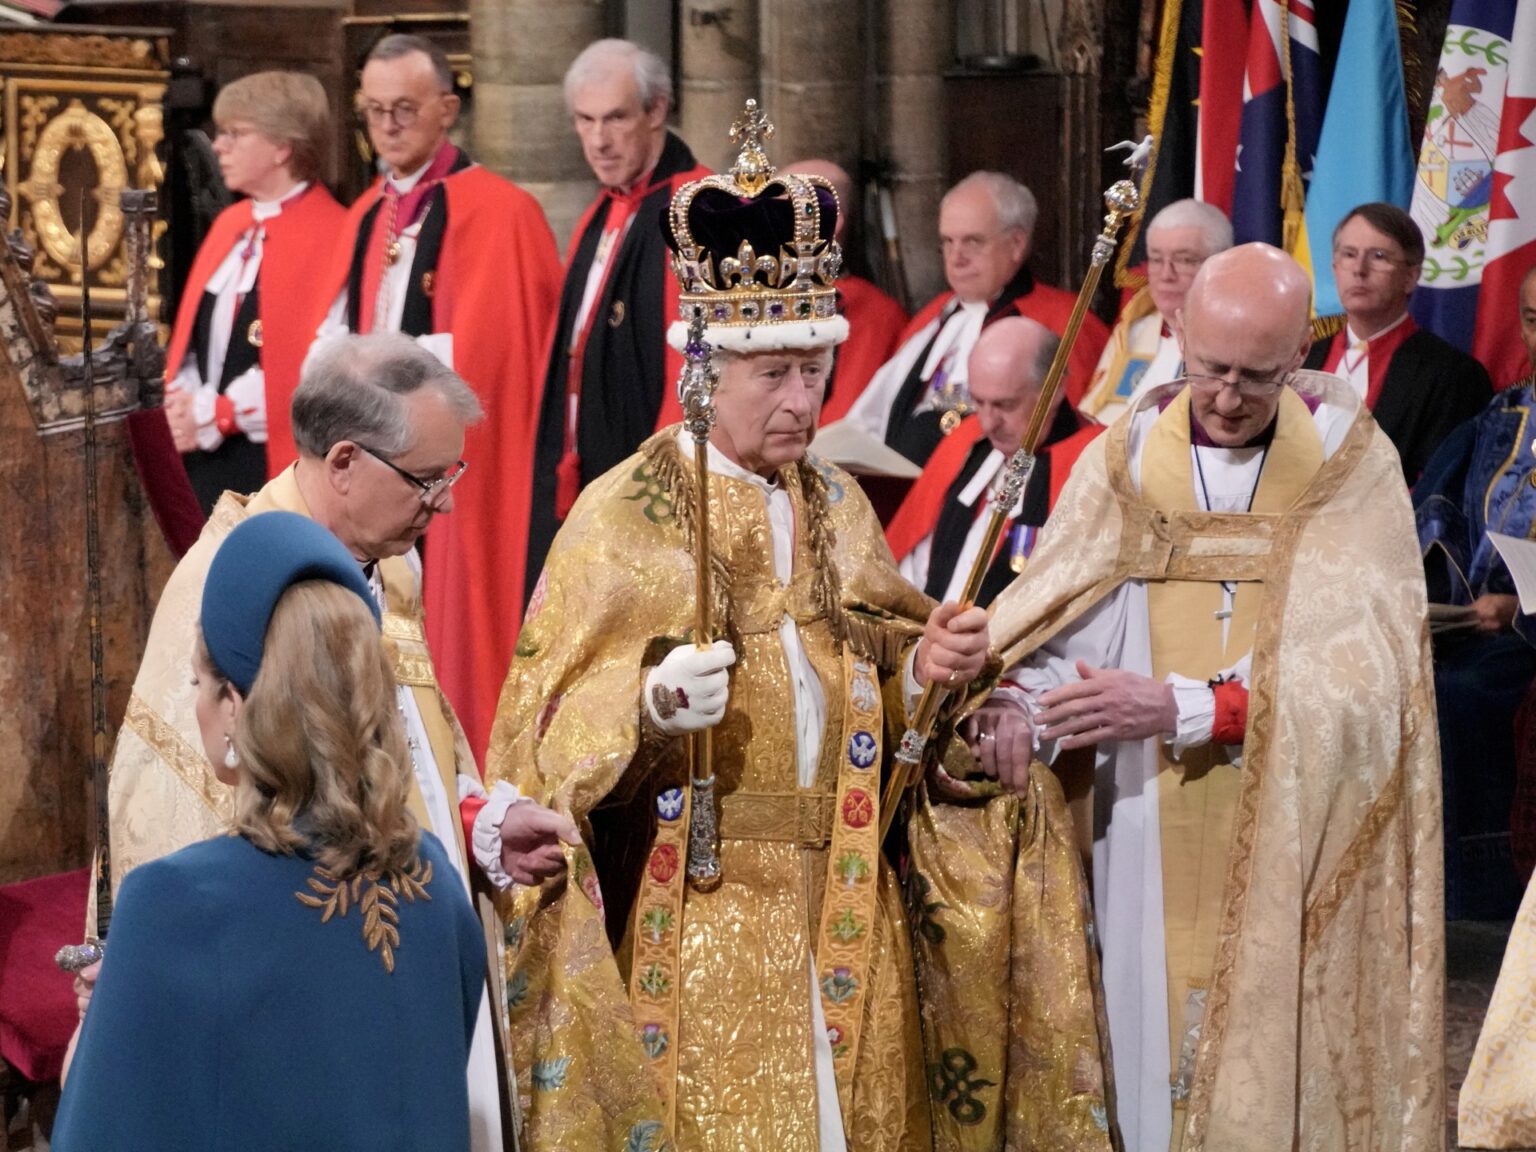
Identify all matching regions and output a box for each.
[729,99,776,196]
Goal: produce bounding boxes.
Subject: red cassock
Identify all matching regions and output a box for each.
[320,167,562,764]
[165,185,348,477]
[131,186,346,557]
[898,282,1110,410]
[821,274,909,425]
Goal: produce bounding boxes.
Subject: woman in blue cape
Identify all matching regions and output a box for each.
[53,511,484,1151]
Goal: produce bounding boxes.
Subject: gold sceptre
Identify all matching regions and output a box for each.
[679,311,723,891]
[878,143,1150,841]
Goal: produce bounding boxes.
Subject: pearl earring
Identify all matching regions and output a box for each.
[224,736,239,770]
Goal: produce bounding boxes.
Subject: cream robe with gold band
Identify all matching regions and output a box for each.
[96,466,508,1152]
[989,373,1444,1152]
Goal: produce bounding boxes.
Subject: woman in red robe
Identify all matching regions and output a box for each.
[162,72,345,514]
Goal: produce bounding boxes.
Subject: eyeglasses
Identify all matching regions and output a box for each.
[359,445,468,508]
[1331,245,1408,271]
[1146,251,1205,274]
[1178,372,1292,399]
[360,99,432,128]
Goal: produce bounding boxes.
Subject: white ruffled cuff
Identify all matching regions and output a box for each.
[1163,673,1215,758]
[191,385,225,452]
[470,780,527,890]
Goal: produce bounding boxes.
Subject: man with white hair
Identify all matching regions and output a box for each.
[524,38,710,606]
[1079,198,1233,423]
[844,170,1110,466]
[976,244,1443,1150]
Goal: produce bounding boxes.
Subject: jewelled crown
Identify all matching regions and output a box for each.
[665,100,848,353]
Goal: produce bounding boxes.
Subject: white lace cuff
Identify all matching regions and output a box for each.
[470,780,526,890]
[1164,673,1215,758]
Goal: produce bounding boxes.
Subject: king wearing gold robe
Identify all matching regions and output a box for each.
[485,107,1112,1152]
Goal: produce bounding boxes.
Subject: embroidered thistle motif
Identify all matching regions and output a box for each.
[293,857,433,973]
[820,966,859,1004]
[531,1056,573,1091]
[640,1023,670,1059]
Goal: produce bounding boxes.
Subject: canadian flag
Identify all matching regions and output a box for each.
[1473,0,1536,386]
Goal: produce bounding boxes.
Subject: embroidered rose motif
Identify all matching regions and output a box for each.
[648,844,680,884]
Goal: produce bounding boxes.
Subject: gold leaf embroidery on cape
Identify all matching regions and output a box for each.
[294,857,433,973]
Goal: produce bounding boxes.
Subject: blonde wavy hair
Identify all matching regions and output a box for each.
[201,579,419,877]
[213,71,330,183]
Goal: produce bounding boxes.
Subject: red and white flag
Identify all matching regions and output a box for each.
[1473,0,1536,386]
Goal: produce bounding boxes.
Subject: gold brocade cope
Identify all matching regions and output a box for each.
[907,763,1117,1151]
[1137,387,1320,1143]
[1458,869,1536,1146]
[490,430,935,1152]
[986,374,1445,1151]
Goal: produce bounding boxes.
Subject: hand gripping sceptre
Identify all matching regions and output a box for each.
[877,140,1152,840]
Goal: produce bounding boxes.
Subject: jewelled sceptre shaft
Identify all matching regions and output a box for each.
[679,312,723,891]
[877,146,1149,840]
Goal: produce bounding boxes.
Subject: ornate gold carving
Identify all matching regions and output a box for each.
[294,857,435,974]
[18,99,127,278]
[0,33,162,72]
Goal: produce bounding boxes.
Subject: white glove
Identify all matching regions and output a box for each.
[644,640,736,735]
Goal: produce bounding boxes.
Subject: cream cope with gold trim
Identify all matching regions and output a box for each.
[98,466,472,899]
[988,371,1444,1151]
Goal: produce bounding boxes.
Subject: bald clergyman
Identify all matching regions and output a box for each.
[971,243,1445,1151]
[886,315,1101,606]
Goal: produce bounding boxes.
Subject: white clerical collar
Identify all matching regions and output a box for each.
[1345,309,1410,348]
[387,156,436,195]
[954,447,1025,517]
[251,181,309,223]
[675,427,784,496]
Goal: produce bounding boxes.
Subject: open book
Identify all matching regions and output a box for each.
[811,419,922,479]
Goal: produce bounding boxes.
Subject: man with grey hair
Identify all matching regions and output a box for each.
[96,333,579,1152]
[1081,198,1234,423]
[315,31,562,765]
[843,169,1110,466]
[524,37,709,609]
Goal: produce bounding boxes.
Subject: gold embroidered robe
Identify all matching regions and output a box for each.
[988,373,1445,1151]
[488,431,938,1152]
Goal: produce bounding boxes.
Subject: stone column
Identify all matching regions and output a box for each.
[758,0,863,172]
[880,0,954,305]
[470,0,603,247]
[678,0,760,171]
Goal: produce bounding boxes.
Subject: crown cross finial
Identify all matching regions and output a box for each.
[729,99,775,196]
